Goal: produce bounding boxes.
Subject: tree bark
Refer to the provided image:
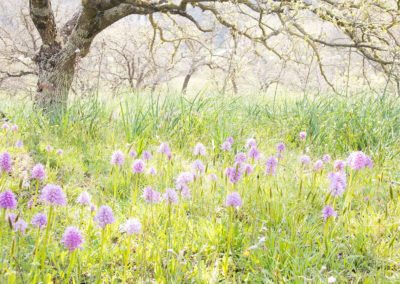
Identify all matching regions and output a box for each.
[181,72,193,94]
[33,45,77,114]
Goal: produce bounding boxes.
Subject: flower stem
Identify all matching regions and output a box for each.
[65,250,76,283]
[41,206,53,268]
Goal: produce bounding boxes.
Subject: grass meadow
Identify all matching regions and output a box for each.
[0,92,399,283]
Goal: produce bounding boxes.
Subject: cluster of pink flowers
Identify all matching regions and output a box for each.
[175,172,194,189]
[300,155,311,166]
[31,163,46,181]
[142,150,152,161]
[221,137,234,152]
[322,206,337,221]
[0,151,12,174]
[132,159,145,173]
[248,146,260,160]
[31,213,47,229]
[76,191,92,206]
[299,131,307,141]
[1,123,18,132]
[334,160,346,172]
[328,172,347,197]
[226,192,242,208]
[276,142,286,153]
[347,151,373,170]
[313,160,324,172]
[225,165,243,184]
[265,156,278,176]
[175,172,194,198]
[246,138,257,149]
[235,152,247,164]
[0,190,17,209]
[142,186,161,204]
[157,142,172,159]
[191,160,205,174]
[62,226,84,251]
[120,218,142,235]
[94,205,115,228]
[111,150,125,166]
[40,184,67,206]
[193,143,206,156]
[163,188,179,204]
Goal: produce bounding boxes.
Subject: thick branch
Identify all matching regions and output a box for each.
[29,0,58,45]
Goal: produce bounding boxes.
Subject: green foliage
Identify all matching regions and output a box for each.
[0,92,399,282]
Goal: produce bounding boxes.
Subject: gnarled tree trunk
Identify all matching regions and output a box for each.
[29,0,146,115]
[33,45,77,113]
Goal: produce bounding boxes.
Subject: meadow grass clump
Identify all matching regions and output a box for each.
[0,92,399,282]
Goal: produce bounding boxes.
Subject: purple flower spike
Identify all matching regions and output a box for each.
[129,149,137,158]
[0,190,17,209]
[14,219,27,234]
[299,131,307,141]
[94,205,115,228]
[347,151,373,171]
[192,159,205,174]
[132,159,145,174]
[163,188,179,204]
[334,160,346,172]
[181,186,191,199]
[111,150,125,166]
[142,150,152,161]
[313,160,324,172]
[265,156,278,176]
[1,123,9,131]
[157,142,171,157]
[120,218,142,235]
[245,138,257,149]
[142,186,161,204]
[322,154,331,163]
[208,173,218,181]
[62,226,84,251]
[226,192,243,208]
[76,191,91,206]
[193,143,207,156]
[15,140,23,148]
[226,137,234,145]
[40,184,67,206]
[225,166,242,184]
[31,163,46,181]
[221,141,232,152]
[243,163,254,175]
[328,172,347,197]
[300,155,311,165]
[235,152,247,164]
[11,124,18,132]
[276,143,286,153]
[322,206,337,221]
[31,213,47,229]
[0,152,12,174]
[248,146,260,160]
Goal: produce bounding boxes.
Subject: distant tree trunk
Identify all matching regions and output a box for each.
[151,83,158,94]
[181,72,193,94]
[231,77,238,95]
[33,45,77,114]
